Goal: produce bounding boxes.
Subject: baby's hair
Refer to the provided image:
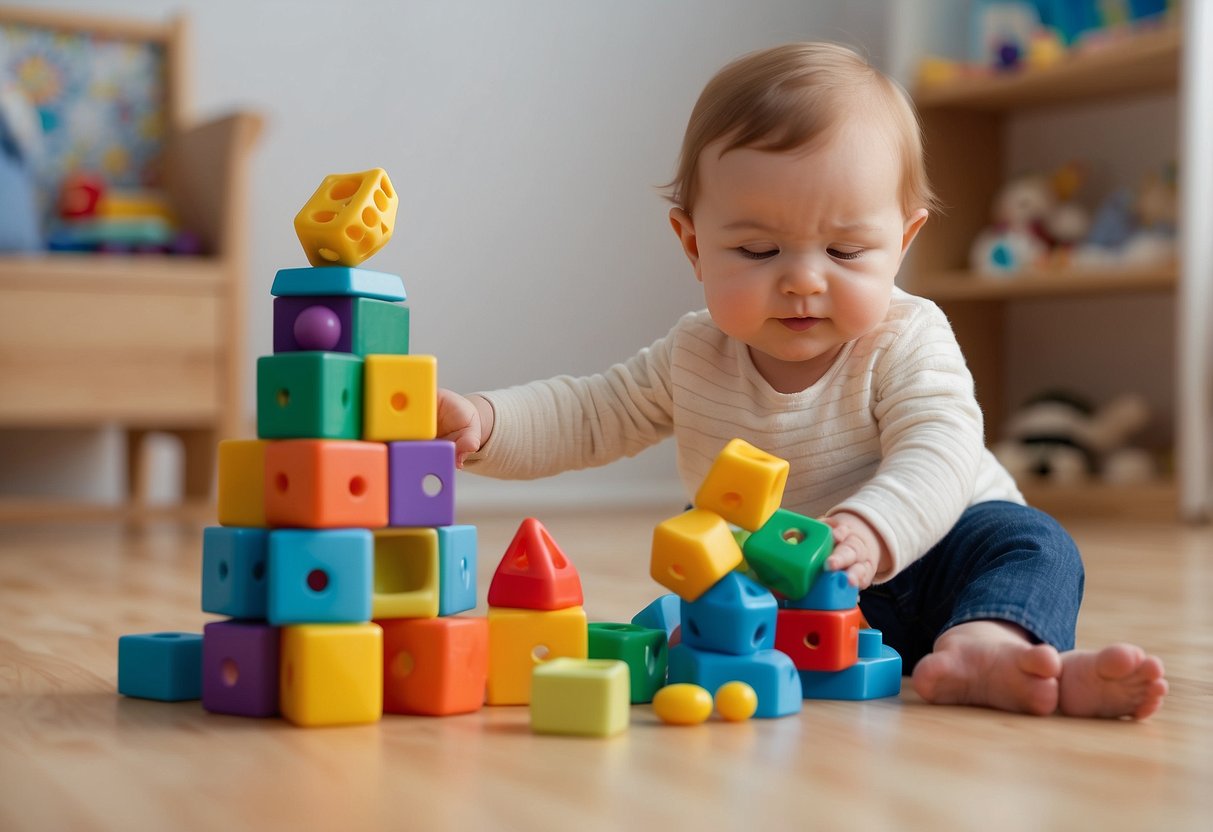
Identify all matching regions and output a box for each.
[663,42,937,218]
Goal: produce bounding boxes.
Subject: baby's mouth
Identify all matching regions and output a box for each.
[779,316,820,332]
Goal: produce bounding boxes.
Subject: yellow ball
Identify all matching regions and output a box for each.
[714,681,758,722]
[652,683,713,725]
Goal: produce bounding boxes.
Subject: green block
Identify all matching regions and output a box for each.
[742,508,833,600]
[530,658,630,737]
[588,622,668,703]
[257,352,363,439]
[352,297,409,356]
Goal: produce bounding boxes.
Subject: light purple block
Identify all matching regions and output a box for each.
[273,296,354,353]
[388,441,456,527]
[202,620,280,718]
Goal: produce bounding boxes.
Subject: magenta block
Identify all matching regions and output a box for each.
[201,620,280,717]
[388,441,456,527]
[274,296,354,353]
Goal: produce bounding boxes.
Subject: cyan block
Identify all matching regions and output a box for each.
[681,571,776,655]
[782,568,858,611]
[666,644,802,718]
[799,629,902,700]
[271,266,406,302]
[201,527,269,619]
[117,632,203,701]
[588,622,668,704]
[631,593,681,638]
[267,529,373,625]
[437,524,477,616]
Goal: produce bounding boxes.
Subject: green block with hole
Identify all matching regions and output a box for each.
[257,352,363,439]
[588,622,668,703]
[742,508,833,601]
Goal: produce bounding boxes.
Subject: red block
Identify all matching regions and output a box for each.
[379,617,488,716]
[775,607,861,672]
[486,517,583,610]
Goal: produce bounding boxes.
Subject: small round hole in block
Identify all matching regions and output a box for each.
[782,528,806,545]
[345,224,365,241]
[531,644,550,663]
[349,476,367,497]
[459,557,470,587]
[804,631,821,649]
[721,492,742,509]
[276,388,290,408]
[221,658,239,688]
[373,190,388,211]
[422,474,443,498]
[218,560,229,581]
[275,473,289,494]
[753,623,768,646]
[307,569,329,592]
[361,207,378,228]
[668,563,686,581]
[390,392,408,412]
[311,210,336,223]
[390,651,414,679]
[379,177,394,199]
[318,247,340,262]
[252,561,266,581]
[329,178,360,201]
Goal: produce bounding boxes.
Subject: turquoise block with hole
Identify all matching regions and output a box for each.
[271,266,406,302]
[256,352,363,439]
[781,568,858,611]
[201,527,269,618]
[742,508,833,600]
[588,622,668,703]
[667,643,802,718]
[117,632,203,701]
[267,529,373,625]
[799,629,902,700]
[631,593,681,638]
[436,525,477,616]
[681,571,776,655]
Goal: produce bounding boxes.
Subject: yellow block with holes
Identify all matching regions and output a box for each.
[530,658,630,737]
[372,528,439,619]
[279,623,383,727]
[293,168,399,267]
[695,438,789,531]
[363,354,437,441]
[217,439,269,527]
[651,509,743,602]
[486,606,587,705]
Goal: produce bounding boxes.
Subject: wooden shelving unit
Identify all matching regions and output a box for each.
[909,23,1185,519]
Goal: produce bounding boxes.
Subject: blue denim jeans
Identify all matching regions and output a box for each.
[858,500,1084,674]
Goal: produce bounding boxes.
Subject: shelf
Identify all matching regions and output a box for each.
[914,24,1180,111]
[0,253,227,295]
[1016,479,1178,521]
[909,265,1177,301]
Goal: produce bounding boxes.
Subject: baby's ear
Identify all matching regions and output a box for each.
[669,207,701,271]
[901,208,929,256]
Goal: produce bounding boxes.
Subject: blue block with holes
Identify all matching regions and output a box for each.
[117,632,203,701]
[267,529,373,625]
[781,568,858,611]
[681,571,776,655]
[667,643,802,718]
[632,593,681,638]
[799,628,902,700]
[201,526,270,618]
[436,524,478,616]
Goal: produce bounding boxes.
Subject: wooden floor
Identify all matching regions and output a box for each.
[1,505,1211,831]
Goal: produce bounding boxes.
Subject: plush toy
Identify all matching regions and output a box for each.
[991,391,1156,486]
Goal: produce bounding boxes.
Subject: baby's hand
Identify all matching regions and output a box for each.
[436,390,493,468]
[821,512,890,590]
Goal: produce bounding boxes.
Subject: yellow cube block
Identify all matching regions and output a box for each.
[530,658,630,737]
[651,509,743,601]
[280,623,383,727]
[293,168,399,267]
[372,528,439,619]
[363,355,437,441]
[695,438,789,531]
[487,606,588,705]
[217,439,268,527]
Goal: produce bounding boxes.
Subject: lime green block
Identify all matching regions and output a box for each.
[352,298,409,356]
[742,508,833,600]
[588,623,667,703]
[530,658,630,737]
[257,352,363,439]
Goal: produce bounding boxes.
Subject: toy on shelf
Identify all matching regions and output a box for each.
[48,172,203,255]
[1070,163,1178,270]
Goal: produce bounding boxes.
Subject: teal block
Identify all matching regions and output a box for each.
[742,508,833,600]
[631,594,681,638]
[799,629,902,700]
[588,622,668,703]
[201,527,269,619]
[256,352,363,439]
[267,529,373,625]
[782,568,858,611]
[271,266,406,301]
[681,572,776,655]
[117,632,203,701]
[436,525,477,616]
[666,644,802,718]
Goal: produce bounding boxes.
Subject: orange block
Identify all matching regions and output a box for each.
[486,517,583,610]
[775,607,862,672]
[264,440,388,529]
[379,616,488,716]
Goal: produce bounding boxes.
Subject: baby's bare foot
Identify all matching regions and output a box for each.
[911,621,1061,715]
[1058,645,1167,720]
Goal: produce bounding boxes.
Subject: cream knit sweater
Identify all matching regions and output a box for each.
[466,288,1023,581]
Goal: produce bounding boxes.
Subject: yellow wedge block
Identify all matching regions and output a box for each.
[280,623,383,727]
[363,354,437,441]
[695,438,789,531]
[217,439,268,528]
[651,509,743,601]
[486,606,587,705]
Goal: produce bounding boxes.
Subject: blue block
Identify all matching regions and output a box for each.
[799,629,902,700]
[201,527,269,619]
[267,529,373,625]
[271,266,406,302]
[117,632,203,701]
[667,644,802,718]
[436,524,477,616]
[631,593,680,638]
[681,572,776,655]
[782,568,858,611]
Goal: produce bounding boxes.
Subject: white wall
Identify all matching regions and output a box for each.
[2,0,890,509]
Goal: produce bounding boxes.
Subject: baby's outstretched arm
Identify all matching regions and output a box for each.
[821,512,892,590]
[436,389,494,468]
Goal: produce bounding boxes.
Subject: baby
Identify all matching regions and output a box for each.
[436,42,1167,719]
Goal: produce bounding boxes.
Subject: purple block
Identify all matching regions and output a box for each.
[388,441,456,527]
[202,620,280,718]
[274,296,353,353]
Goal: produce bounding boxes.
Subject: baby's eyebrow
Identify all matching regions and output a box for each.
[722,219,885,234]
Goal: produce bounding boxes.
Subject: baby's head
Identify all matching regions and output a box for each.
[665,42,935,218]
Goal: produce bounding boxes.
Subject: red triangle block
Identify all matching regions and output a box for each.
[487,518,584,610]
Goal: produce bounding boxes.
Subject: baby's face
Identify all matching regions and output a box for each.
[674,120,926,392]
